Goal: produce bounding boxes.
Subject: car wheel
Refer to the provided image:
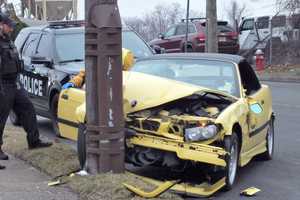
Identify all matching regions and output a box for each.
[77,123,87,170]
[260,119,274,160]
[50,93,61,137]
[9,110,21,126]
[224,132,239,191]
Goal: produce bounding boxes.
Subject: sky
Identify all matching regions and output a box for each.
[6,0,279,21]
[77,0,279,21]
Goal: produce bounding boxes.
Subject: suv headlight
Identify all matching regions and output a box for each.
[185,125,218,142]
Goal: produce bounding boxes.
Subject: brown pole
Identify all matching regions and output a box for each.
[85,0,124,174]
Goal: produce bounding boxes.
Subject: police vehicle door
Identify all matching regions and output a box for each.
[20,33,49,112]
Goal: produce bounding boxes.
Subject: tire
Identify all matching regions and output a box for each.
[77,124,87,170]
[9,110,21,126]
[50,93,61,137]
[260,119,275,160]
[182,45,193,52]
[223,132,239,191]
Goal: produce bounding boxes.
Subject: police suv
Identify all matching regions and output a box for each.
[11,21,154,135]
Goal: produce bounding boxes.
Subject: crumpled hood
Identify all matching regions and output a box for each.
[123,71,237,114]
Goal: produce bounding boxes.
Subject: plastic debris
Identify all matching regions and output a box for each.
[240,187,261,196]
[48,180,61,187]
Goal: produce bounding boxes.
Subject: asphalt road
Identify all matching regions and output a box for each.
[9,81,300,200]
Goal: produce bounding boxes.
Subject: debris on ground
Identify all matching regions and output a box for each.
[3,125,183,200]
[240,187,261,197]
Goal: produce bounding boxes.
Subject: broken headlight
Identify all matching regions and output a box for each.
[184,125,218,142]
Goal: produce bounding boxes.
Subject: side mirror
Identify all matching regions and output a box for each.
[31,56,53,68]
[152,45,165,54]
[158,33,165,39]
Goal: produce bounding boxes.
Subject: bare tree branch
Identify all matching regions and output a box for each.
[226,0,247,30]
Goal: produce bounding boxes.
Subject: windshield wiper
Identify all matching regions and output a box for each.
[59,59,84,63]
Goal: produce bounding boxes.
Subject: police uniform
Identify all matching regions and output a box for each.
[0,13,52,162]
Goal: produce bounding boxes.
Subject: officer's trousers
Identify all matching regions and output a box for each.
[0,82,40,147]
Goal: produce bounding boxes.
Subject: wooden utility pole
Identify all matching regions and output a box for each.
[72,0,77,19]
[205,0,218,53]
[85,0,124,174]
[184,0,190,52]
[42,0,47,20]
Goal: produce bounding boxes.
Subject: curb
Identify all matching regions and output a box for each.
[259,77,300,83]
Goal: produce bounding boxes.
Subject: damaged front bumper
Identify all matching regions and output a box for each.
[127,133,227,167]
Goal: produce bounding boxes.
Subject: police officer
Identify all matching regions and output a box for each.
[0,13,52,164]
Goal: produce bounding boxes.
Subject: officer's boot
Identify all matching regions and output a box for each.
[0,146,9,160]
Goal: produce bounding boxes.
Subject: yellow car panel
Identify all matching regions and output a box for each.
[57,57,274,196]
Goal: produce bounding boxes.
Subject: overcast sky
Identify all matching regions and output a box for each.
[77,0,279,20]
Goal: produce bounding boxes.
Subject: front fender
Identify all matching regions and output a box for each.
[215,98,249,137]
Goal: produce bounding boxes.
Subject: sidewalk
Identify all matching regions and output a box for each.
[257,65,300,83]
[0,155,78,200]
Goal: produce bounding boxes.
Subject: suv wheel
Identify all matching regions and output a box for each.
[50,93,61,137]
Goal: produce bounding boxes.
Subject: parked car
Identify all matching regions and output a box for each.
[238,14,300,62]
[57,53,274,195]
[11,20,154,135]
[149,18,239,54]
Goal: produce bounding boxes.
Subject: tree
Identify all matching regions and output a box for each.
[276,0,300,13]
[226,0,247,30]
[124,2,185,41]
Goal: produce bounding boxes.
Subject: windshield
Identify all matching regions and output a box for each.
[56,33,84,62]
[132,59,239,96]
[55,30,152,63]
[122,31,153,59]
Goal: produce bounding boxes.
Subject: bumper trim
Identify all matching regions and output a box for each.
[128,133,227,167]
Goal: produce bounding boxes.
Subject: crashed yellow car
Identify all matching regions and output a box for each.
[58,53,274,194]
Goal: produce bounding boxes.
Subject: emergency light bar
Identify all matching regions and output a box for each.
[47,20,85,28]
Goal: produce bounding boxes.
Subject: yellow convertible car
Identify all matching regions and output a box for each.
[57,53,274,193]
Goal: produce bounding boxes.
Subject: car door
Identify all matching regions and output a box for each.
[239,62,271,149]
[19,32,41,106]
[158,26,179,53]
[29,33,54,112]
[239,18,258,51]
[256,16,270,41]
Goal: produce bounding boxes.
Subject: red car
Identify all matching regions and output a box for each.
[149,18,239,54]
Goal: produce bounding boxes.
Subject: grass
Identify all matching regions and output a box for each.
[2,125,183,200]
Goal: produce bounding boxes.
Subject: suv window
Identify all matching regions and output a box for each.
[176,25,186,35]
[14,31,28,52]
[272,15,286,28]
[218,25,234,33]
[22,33,40,57]
[165,26,176,37]
[36,34,52,58]
[55,33,84,62]
[257,17,270,29]
[122,31,153,59]
[241,19,254,31]
[188,24,197,33]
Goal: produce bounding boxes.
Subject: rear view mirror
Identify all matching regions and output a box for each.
[158,33,165,39]
[152,45,165,54]
[31,56,53,68]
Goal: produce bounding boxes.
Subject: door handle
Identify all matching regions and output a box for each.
[261,100,265,105]
[62,94,69,100]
